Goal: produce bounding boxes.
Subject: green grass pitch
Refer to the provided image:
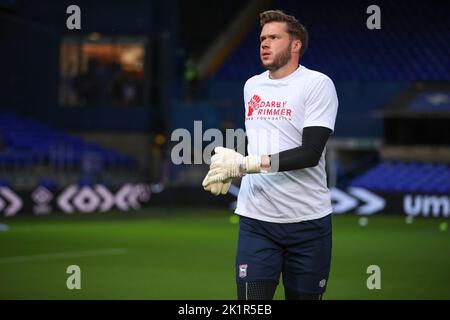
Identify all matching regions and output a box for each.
[0,207,449,300]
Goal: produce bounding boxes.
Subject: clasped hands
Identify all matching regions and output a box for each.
[202,147,262,196]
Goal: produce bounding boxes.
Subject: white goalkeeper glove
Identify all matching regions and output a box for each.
[207,147,261,184]
[202,174,232,196]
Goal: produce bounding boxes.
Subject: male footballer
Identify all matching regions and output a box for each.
[203,10,338,300]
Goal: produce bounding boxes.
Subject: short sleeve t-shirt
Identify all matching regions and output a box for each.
[235,65,338,223]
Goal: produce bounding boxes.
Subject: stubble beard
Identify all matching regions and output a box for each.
[261,43,292,71]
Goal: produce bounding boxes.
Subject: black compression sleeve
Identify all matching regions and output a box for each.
[270,126,332,172]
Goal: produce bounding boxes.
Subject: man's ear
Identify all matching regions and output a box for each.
[291,39,302,54]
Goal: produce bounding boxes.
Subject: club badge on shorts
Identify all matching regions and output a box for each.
[319,279,327,288]
[239,264,248,278]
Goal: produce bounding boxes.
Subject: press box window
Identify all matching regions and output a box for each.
[59,35,149,107]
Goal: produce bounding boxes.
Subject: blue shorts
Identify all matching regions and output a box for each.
[235,214,332,294]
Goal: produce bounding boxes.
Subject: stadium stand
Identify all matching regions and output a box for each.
[0,112,136,170]
[349,161,450,194]
[408,91,450,112]
[214,0,450,81]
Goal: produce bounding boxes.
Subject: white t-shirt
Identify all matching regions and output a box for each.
[235,65,338,223]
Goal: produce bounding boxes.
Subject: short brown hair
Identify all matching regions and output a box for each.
[260,10,309,57]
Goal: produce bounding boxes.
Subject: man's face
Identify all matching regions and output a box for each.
[260,21,294,71]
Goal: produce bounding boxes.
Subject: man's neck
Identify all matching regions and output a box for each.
[269,61,300,79]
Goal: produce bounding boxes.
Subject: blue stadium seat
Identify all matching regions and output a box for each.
[350,161,450,194]
[213,0,450,81]
[0,112,137,170]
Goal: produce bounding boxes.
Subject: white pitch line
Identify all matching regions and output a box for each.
[0,248,127,264]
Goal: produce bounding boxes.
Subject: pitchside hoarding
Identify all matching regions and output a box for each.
[0,184,156,217]
[0,185,448,218]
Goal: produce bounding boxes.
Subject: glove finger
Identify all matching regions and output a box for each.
[204,181,212,191]
[202,170,218,189]
[214,146,225,154]
[208,175,221,184]
[221,179,232,194]
[210,183,222,196]
[210,160,223,170]
[202,174,211,188]
[208,168,226,183]
[208,167,223,176]
[210,154,221,165]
